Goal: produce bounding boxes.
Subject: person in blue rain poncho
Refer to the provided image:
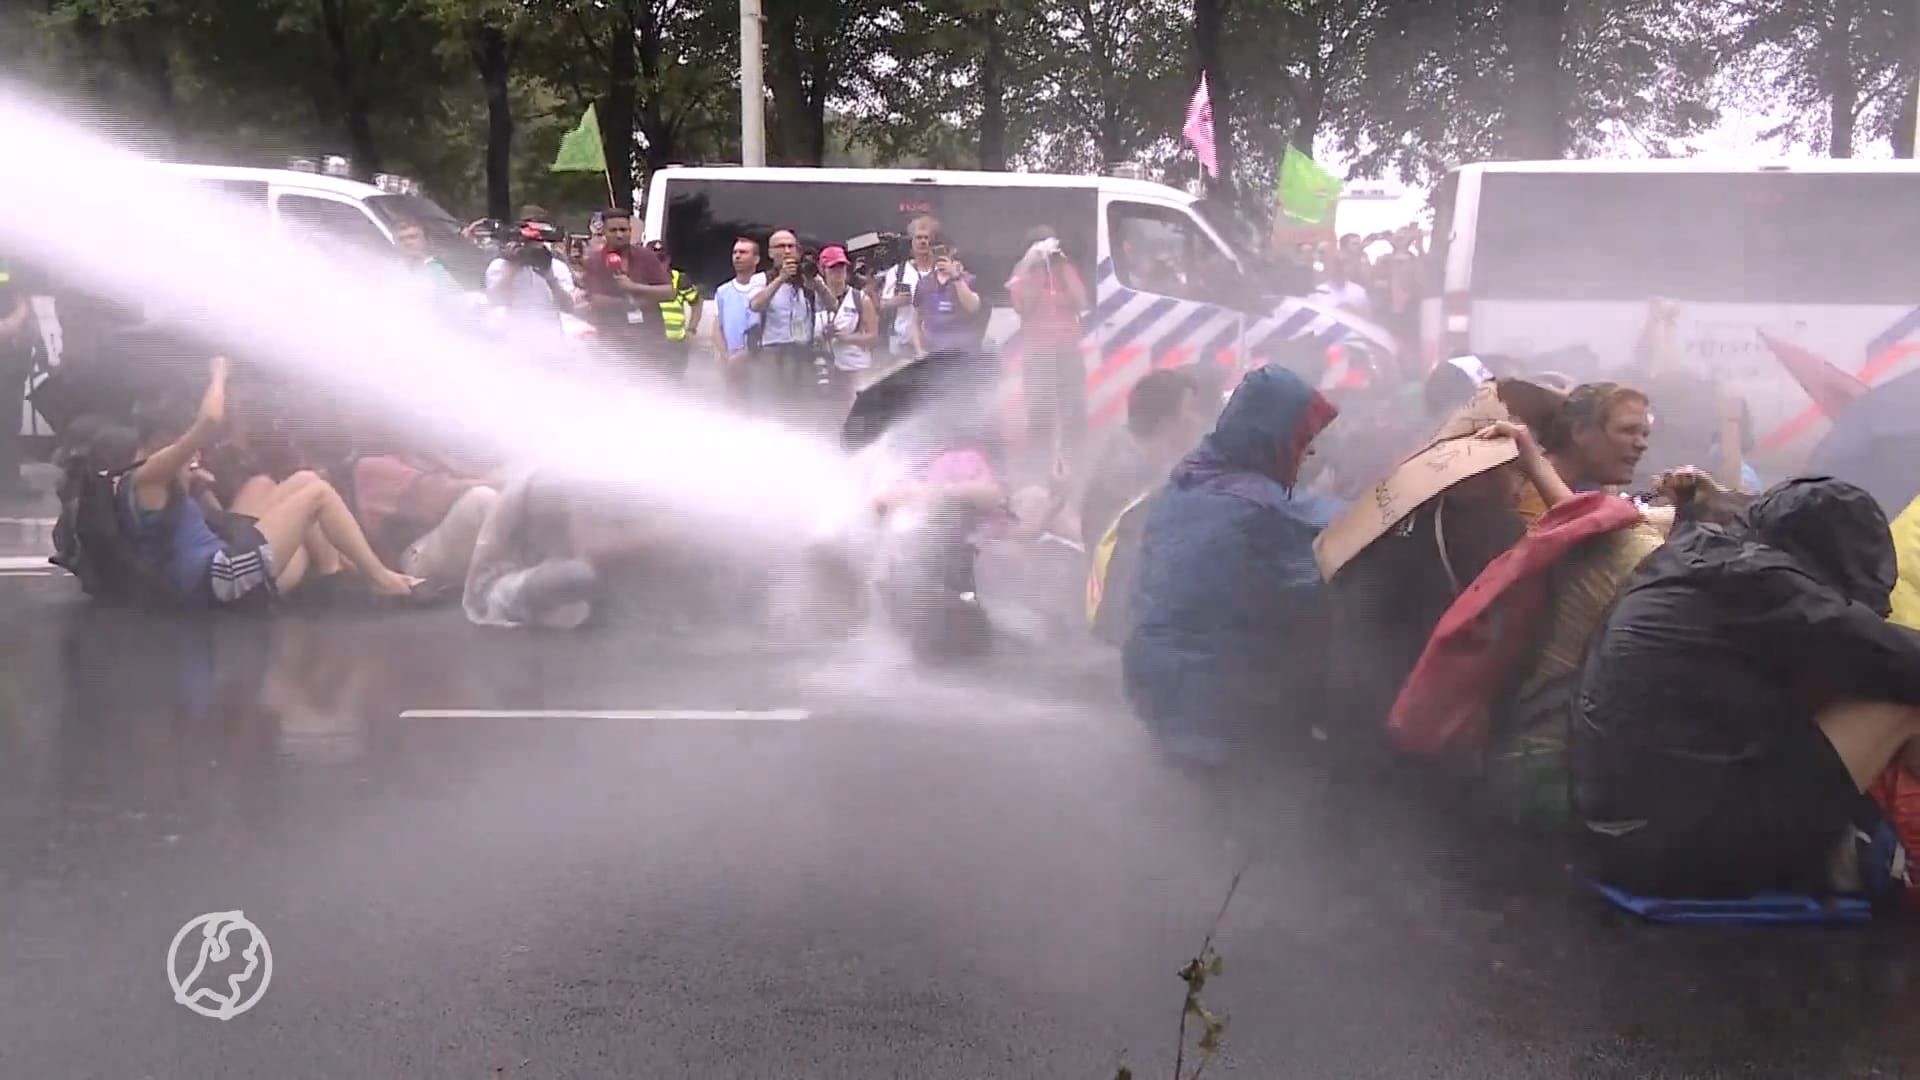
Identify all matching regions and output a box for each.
[1122,364,1345,768]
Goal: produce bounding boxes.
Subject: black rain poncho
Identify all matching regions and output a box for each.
[1569,477,1920,897]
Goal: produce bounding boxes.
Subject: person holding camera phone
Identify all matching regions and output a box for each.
[748,227,835,419]
[910,242,982,357]
[815,245,880,406]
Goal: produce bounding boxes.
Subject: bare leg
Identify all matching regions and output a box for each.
[232,474,344,593]
[1816,701,1920,792]
[251,471,417,597]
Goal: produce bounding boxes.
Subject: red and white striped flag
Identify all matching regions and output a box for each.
[1184,72,1218,178]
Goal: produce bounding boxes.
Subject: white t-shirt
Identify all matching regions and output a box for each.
[817,286,870,372]
[484,258,565,318]
[879,261,929,353]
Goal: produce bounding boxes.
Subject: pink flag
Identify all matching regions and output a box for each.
[1184,73,1218,178]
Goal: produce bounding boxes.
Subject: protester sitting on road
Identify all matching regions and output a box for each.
[463,469,667,631]
[123,357,422,608]
[868,416,1009,660]
[1122,364,1343,768]
[1516,380,1652,524]
[1571,476,1920,901]
[973,462,1087,647]
[1479,468,1742,827]
[1319,378,1570,763]
[1078,368,1211,555]
[334,447,498,594]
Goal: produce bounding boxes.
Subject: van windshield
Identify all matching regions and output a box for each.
[368,194,490,290]
[1472,170,1920,306]
[1192,196,1263,268]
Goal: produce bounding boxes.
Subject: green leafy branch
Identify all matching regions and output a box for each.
[1115,858,1251,1080]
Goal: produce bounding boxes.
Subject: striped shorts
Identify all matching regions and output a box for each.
[209,534,278,605]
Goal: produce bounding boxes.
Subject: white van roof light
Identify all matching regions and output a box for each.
[321,155,353,178]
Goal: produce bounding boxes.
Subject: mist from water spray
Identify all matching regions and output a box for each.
[0,90,1127,720]
[0,85,869,541]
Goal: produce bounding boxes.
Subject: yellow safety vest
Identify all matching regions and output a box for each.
[658,269,700,342]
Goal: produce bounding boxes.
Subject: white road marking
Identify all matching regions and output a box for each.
[0,556,51,570]
[397,708,812,722]
[0,517,55,526]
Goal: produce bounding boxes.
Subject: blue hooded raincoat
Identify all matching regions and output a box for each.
[1122,365,1345,765]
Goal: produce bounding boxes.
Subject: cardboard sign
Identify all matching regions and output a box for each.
[1313,381,1520,580]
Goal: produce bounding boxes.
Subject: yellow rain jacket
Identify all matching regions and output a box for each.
[1889,495,1920,630]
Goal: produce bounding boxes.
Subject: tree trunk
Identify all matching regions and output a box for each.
[1499,0,1569,159]
[977,10,1008,170]
[1899,0,1920,157]
[1193,0,1234,189]
[762,0,812,164]
[1825,16,1859,158]
[1894,80,1917,158]
[601,0,639,207]
[318,0,382,177]
[472,23,513,220]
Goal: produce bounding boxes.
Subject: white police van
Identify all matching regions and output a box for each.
[641,166,1392,428]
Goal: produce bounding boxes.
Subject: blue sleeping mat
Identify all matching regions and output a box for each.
[1584,879,1873,926]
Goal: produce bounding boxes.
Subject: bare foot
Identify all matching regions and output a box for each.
[371,572,423,598]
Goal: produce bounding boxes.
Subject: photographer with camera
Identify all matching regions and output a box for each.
[877,215,940,359]
[747,227,835,420]
[815,245,880,406]
[910,242,983,357]
[1009,225,1090,471]
[484,220,576,349]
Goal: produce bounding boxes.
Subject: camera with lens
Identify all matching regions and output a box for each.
[799,249,820,280]
[503,220,564,272]
[845,231,898,285]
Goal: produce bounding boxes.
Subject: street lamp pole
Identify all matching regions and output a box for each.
[740,0,766,166]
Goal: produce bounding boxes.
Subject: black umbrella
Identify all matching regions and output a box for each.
[1807,366,1920,518]
[840,347,1002,454]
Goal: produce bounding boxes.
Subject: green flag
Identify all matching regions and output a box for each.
[551,104,607,174]
[1276,145,1342,226]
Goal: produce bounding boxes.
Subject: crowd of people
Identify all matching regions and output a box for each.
[34,193,1920,921]
[1095,344,1920,917]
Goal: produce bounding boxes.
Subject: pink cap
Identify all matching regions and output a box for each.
[819,245,850,268]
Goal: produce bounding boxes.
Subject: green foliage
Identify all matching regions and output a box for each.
[9,0,1865,237]
[1331,0,1728,183]
[1725,0,1917,156]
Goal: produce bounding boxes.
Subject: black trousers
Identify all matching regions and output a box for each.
[0,345,31,483]
[1022,338,1086,473]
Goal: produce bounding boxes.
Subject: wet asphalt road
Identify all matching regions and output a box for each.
[3,480,1920,1078]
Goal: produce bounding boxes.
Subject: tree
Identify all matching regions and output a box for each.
[1331,0,1726,183]
[1727,0,1915,157]
[525,0,737,206]
[758,0,894,165]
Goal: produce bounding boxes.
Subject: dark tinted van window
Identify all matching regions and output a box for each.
[197,179,269,216]
[369,193,490,288]
[658,176,1098,304]
[1473,171,1920,305]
